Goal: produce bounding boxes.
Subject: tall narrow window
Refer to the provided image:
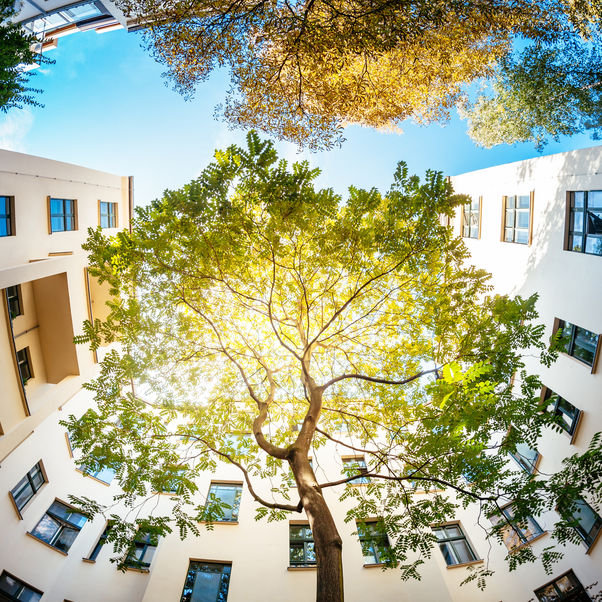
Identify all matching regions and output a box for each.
[16,347,32,384]
[99,201,117,228]
[6,285,22,318]
[49,198,76,232]
[204,483,242,522]
[30,500,87,553]
[503,194,531,244]
[567,190,602,256]
[88,522,114,561]
[124,531,158,570]
[566,499,602,549]
[289,524,316,567]
[462,197,481,239]
[180,561,231,602]
[0,196,15,237]
[342,457,370,484]
[356,521,392,565]
[510,442,540,474]
[535,570,591,601]
[10,461,46,513]
[491,504,543,550]
[557,320,600,368]
[432,523,478,566]
[542,388,581,437]
[0,571,42,601]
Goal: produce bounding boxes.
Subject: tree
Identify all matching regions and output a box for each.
[117,0,595,149]
[0,0,43,112]
[67,132,602,601]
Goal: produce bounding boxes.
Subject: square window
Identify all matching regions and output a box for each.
[503,194,531,245]
[180,561,231,602]
[490,504,543,550]
[289,524,316,567]
[10,461,46,513]
[204,483,242,522]
[99,201,117,228]
[16,347,33,384]
[49,198,77,233]
[0,196,15,237]
[432,523,478,566]
[542,388,581,437]
[535,569,591,601]
[342,457,370,484]
[6,285,22,319]
[556,320,600,368]
[30,500,87,553]
[462,197,481,239]
[0,571,42,601]
[356,520,392,565]
[567,190,602,256]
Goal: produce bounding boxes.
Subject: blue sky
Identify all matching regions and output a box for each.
[1,27,600,205]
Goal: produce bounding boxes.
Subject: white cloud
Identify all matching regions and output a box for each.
[0,109,34,152]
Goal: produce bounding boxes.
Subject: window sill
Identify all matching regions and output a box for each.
[363,562,391,568]
[76,469,112,487]
[124,566,150,574]
[287,566,317,571]
[82,558,96,564]
[446,559,484,570]
[509,531,548,552]
[585,528,602,555]
[198,520,239,525]
[26,532,68,556]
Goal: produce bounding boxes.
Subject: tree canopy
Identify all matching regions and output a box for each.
[118,0,602,149]
[67,133,602,601]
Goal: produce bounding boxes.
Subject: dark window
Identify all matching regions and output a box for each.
[6,285,22,319]
[568,190,602,256]
[10,462,46,512]
[0,196,14,237]
[88,522,114,561]
[16,348,32,384]
[0,571,42,602]
[357,521,392,565]
[289,524,316,567]
[30,500,87,553]
[49,198,76,232]
[462,197,480,239]
[180,561,231,602]
[504,194,531,244]
[124,531,158,570]
[510,442,540,474]
[205,483,242,522]
[99,201,117,228]
[491,504,543,550]
[432,523,478,566]
[535,569,591,601]
[557,320,599,367]
[543,388,581,437]
[566,499,602,548]
[342,457,370,484]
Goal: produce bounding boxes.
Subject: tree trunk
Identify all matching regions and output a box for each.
[290,452,344,602]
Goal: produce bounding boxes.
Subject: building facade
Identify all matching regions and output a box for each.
[0,147,601,602]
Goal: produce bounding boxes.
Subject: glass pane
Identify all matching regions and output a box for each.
[517,195,530,208]
[12,478,34,510]
[31,469,45,490]
[0,197,7,213]
[32,514,61,543]
[572,327,597,366]
[0,220,8,237]
[50,199,63,214]
[305,542,316,563]
[586,210,602,234]
[19,588,42,602]
[360,541,378,564]
[439,542,455,565]
[65,217,75,231]
[504,228,514,242]
[290,545,304,564]
[536,584,560,601]
[0,573,21,596]
[51,216,64,232]
[557,398,578,433]
[573,499,598,536]
[94,466,116,484]
[191,571,222,602]
[505,210,515,227]
[573,191,585,208]
[64,2,102,20]
[54,526,78,552]
[506,196,515,209]
[585,235,602,256]
[443,525,462,538]
[572,210,584,232]
[515,229,529,244]
[517,211,530,229]
[589,190,602,208]
[450,539,475,564]
[556,575,577,593]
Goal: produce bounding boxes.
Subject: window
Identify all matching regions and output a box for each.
[462,197,481,239]
[503,194,532,244]
[566,499,602,549]
[356,521,392,565]
[49,198,77,233]
[557,320,600,368]
[205,483,242,522]
[289,524,316,567]
[16,348,32,384]
[0,196,15,237]
[79,462,116,485]
[0,571,42,602]
[542,388,581,437]
[491,504,543,550]
[180,561,231,602]
[535,569,591,601]
[567,190,602,256]
[124,531,158,570]
[30,500,87,553]
[510,442,540,474]
[157,466,186,494]
[342,457,370,484]
[99,201,117,228]
[6,285,22,319]
[432,523,478,566]
[10,462,46,513]
[22,1,110,35]
[88,522,113,561]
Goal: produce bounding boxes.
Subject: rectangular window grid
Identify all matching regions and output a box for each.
[535,569,591,601]
[180,561,231,602]
[0,196,14,237]
[568,190,602,256]
[432,523,478,566]
[99,201,117,228]
[30,500,87,553]
[289,524,316,567]
[50,198,76,232]
[543,388,581,437]
[504,194,531,244]
[10,462,46,512]
[342,457,370,484]
[557,320,600,368]
[16,347,32,384]
[357,521,392,565]
[205,483,242,522]
[6,285,22,319]
[462,197,480,239]
[125,531,158,569]
[492,504,543,550]
[0,571,42,602]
